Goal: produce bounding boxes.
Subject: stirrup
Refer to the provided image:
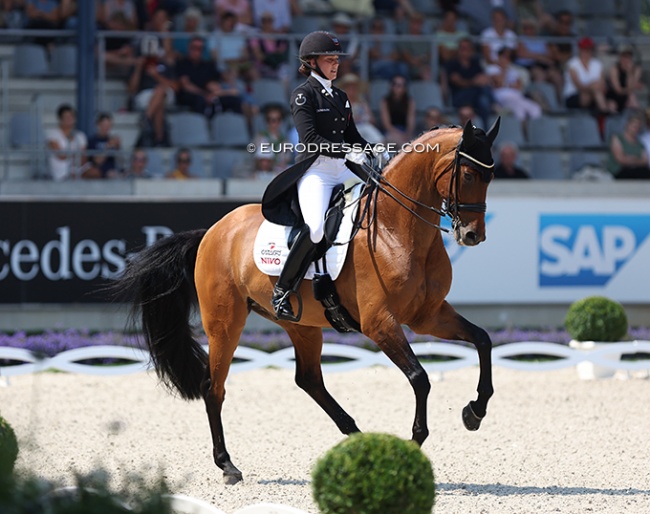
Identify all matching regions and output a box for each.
[272,288,304,322]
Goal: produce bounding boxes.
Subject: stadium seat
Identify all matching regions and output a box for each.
[529,151,567,179]
[10,112,44,148]
[409,81,443,112]
[604,114,627,142]
[211,149,250,179]
[570,151,605,174]
[566,115,602,148]
[581,0,617,17]
[368,79,389,111]
[50,44,77,77]
[542,0,579,14]
[13,44,50,77]
[211,112,249,147]
[582,18,616,39]
[526,116,564,147]
[527,81,562,112]
[251,78,288,107]
[168,112,211,147]
[188,148,208,177]
[491,114,525,147]
[144,148,166,178]
[291,15,325,35]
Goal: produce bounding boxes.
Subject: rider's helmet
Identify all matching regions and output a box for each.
[298,31,347,70]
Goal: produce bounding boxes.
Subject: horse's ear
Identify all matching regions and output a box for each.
[486,116,501,145]
[462,120,475,148]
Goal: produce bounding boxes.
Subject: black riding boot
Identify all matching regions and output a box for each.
[271,225,317,321]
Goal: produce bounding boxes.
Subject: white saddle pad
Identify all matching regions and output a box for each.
[254,183,363,281]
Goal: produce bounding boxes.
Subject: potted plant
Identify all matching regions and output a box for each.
[565,296,629,379]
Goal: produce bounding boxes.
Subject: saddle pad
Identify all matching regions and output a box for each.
[254,183,363,281]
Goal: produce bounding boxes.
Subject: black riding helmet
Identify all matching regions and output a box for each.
[299,31,347,76]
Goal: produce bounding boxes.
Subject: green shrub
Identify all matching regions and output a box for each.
[312,433,435,514]
[0,416,18,477]
[565,296,628,342]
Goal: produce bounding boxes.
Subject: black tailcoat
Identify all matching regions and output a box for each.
[262,75,370,226]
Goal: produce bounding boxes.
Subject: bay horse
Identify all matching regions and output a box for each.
[115,119,500,484]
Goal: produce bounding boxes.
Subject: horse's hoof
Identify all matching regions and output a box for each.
[462,402,484,431]
[223,472,243,485]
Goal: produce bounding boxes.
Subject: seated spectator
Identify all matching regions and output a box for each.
[379,75,416,147]
[563,37,616,114]
[457,103,477,127]
[545,9,575,73]
[128,45,177,147]
[139,8,175,66]
[216,65,257,134]
[419,106,448,132]
[373,0,415,21]
[606,113,650,179]
[172,7,210,61]
[87,112,123,179]
[209,10,253,79]
[248,12,290,82]
[123,148,154,178]
[446,37,495,129]
[176,36,224,117]
[102,11,139,79]
[487,47,541,122]
[337,73,384,144]
[214,0,253,27]
[330,12,359,76]
[515,18,562,104]
[494,141,530,179]
[437,9,469,66]
[395,13,432,81]
[480,7,517,66]
[166,147,197,179]
[252,103,292,177]
[457,0,516,34]
[606,45,644,115]
[367,17,408,81]
[98,0,138,30]
[46,104,89,181]
[0,0,26,29]
[25,0,61,46]
[252,0,298,32]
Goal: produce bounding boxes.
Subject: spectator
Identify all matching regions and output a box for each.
[0,0,26,29]
[380,74,416,146]
[252,103,292,177]
[46,104,89,181]
[487,47,541,122]
[166,147,197,179]
[98,0,138,30]
[176,36,224,117]
[214,0,253,27]
[209,10,252,78]
[337,73,384,144]
[606,45,643,115]
[457,0,516,34]
[494,141,529,179]
[419,105,448,132]
[59,0,76,29]
[330,12,359,76]
[139,7,174,66]
[446,37,494,129]
[123,147,154,178]
[252,0,299,32]
[480,7,517,66]
[395,13,432,81]
[515,18,562,104]
[437,9,469,66]
[545,9,575,72]
[172,7,210,61]
[127,46,178,147]
[606,113,650,179]
[373,0,415,21]
[457,103,476,127]
[25,0,60,46]
[563,37,615,113]
[248,12,290,82]
[87,112,123,179]
[216,65,257,133]
[367,17,408,81]
[102,11,139,79]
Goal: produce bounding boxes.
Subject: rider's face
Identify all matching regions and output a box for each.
[315,55,339,81]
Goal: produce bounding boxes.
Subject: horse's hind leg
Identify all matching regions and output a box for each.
[200,296,249,484]
[286,325,361,435]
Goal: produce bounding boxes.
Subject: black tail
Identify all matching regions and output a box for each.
[112,229,208,400]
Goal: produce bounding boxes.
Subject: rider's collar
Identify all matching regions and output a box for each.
[311,71,333,96]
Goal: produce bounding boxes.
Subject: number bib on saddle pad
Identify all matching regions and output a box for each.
[254,183,363,281]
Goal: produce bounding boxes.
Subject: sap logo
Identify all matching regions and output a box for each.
[442,214,493,263]
[539,215,650,287]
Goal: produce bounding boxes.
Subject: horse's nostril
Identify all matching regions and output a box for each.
[466,232,477,243]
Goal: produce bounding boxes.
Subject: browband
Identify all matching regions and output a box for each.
[458,150,494,169]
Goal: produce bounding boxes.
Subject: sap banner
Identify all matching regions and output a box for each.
[442,198,650,303]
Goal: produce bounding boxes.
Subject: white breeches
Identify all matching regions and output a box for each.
[297,155,359,243]
[494,88,542,121]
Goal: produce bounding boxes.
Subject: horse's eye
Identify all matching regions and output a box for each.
[463,171,474,183]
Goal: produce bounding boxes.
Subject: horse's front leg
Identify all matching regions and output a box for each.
[365,318,431,445]
[412,300,494,431]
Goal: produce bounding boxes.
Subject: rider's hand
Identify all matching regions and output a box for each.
[345,150,369,166]
[371,145,391,166]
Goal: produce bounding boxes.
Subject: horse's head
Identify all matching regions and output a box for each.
[444,118,500,246]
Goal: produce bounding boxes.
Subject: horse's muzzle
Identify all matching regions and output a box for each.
[456,227,486,246]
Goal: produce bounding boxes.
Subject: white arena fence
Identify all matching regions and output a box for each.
[1,342,649,378]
